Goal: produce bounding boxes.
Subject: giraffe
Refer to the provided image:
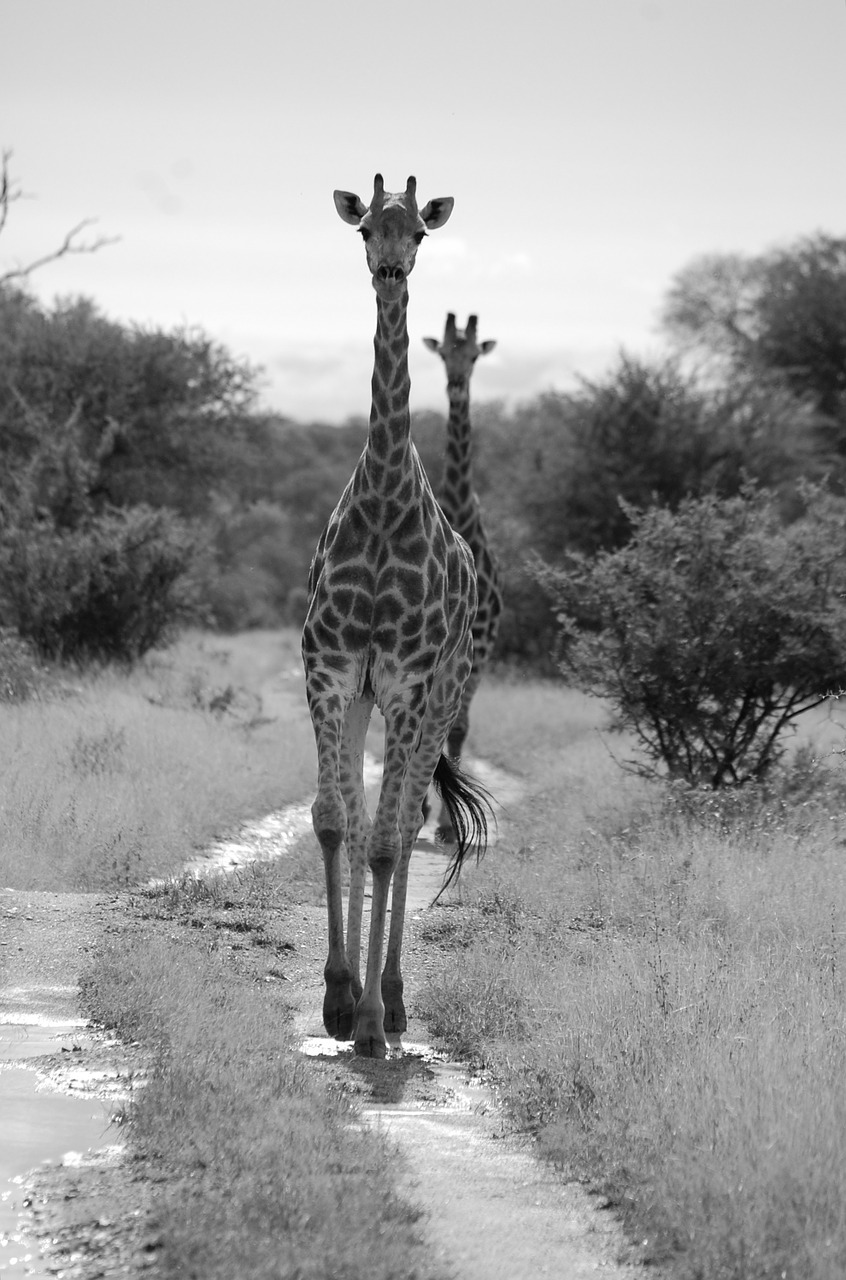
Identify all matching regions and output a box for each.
[423,312,503,839]
[301,175,492,1058]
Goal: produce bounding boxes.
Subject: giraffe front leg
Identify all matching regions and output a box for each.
[353,848,395,1058]
[353,725,413,1056]
[340,697,373,1007]
[312,788,356,1041]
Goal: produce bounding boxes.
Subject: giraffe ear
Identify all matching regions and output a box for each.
[422,337,441,353]
[480,340,497,355]
[419,196,454,230]
[334,190,368,225]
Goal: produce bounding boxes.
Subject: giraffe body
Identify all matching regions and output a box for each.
[423,313,503,835]
[302,177,490,1058]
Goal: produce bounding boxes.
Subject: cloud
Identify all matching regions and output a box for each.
[486,250,532,278]
[422,238,532,282]
[424,236,469,275]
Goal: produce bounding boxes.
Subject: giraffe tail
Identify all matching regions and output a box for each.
[431,755,495,900]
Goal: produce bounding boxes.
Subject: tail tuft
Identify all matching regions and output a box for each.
[431,755,495,899]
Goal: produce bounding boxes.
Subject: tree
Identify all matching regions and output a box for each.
[534,485,846,788]
[663,234,846,459]
[0,290,264,517]
[558,356,725,553]
[506,355,812,559]
[661,251,764,365]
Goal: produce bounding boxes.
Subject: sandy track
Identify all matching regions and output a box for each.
[1,814,650,1280]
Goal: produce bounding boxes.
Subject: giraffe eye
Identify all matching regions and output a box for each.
[413,230,426,245]
[359,227,372,244]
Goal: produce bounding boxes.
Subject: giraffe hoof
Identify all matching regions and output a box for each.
[381,977,406,1034]
[354,1034,388,1060]
[323,992,356,1041]
[353,1006,389,1057]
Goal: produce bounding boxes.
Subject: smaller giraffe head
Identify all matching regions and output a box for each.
[423,313,497,385]
[334,174,454,300]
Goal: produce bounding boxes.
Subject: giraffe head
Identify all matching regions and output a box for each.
[423,313,497,385]
[334,174,454,300]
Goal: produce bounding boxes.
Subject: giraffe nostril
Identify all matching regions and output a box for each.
[376,264,405,283]
[391,266,405,283]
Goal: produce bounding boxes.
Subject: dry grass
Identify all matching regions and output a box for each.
[18,626,846,1277]
[422,681,846,1279]
[17,625,449,1279]
[83,925,447,1280]
[0,629,315,890]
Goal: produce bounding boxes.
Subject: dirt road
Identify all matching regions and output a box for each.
[1,827,649,1279]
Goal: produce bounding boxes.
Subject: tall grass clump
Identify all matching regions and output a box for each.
[0,628,54,702]
[83,931,446,1280]
[0,629,315,890]
[421,677,846,1278]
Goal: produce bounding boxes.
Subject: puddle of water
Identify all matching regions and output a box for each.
[0,992,84,1030]
[299,1035,440,1061]
[180,803,314,878]
[0,1022,117,1280]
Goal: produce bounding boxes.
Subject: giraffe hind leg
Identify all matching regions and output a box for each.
[382,685,469,1032]
[437,682,474,842]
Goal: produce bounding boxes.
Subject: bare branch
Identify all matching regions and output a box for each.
[0,149,119,287]
[0,148,21,241]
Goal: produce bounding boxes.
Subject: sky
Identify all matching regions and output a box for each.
[3,1,846,424]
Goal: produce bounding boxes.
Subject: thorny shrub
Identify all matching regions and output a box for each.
[535,484,846,787]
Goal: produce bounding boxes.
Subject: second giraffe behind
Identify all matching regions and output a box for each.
[302,175,493,1058]
[423,313,503,840]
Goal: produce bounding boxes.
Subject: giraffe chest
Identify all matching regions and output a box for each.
[305,501,474,690]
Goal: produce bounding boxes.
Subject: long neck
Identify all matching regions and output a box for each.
[441,374,476,525]
[366,287,412,485]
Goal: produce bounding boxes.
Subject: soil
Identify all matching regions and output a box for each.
[1,875,654,1280]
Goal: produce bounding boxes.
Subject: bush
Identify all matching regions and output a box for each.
[0,504,202,662]
[534,485,846,787]
[0,405,203,663]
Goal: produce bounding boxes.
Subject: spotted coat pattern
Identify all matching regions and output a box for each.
[301,178,476,1057]
[424,313,503,761]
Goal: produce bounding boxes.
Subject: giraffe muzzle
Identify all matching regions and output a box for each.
[375,263,406,284]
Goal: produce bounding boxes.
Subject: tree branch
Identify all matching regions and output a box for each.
[0,149,119,286]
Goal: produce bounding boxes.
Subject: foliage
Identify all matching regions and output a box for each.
[663,233,846,470]
[549,356,720,553]
[1,502,202,661]
[202,498,309,630]
[440,360,821,669]
[0,287,262,517]
[534,485,846,786]
[5,196,846,669]
[0,416,202,661]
